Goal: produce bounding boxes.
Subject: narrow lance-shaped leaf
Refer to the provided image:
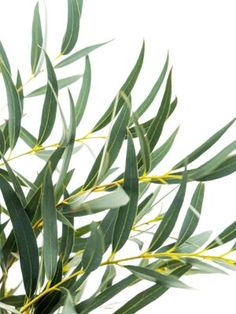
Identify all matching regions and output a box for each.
[26,74,82,98]
[0,41,11,73]
[173,117,236,170]
[64,186,129,216]
[133,53,169,120]
[16,70,24,114]
[82,222,104,273]
[146,69,172,153]
[61,0,83,55]
[132,112,151,173]
[75,56,91,126]
[41,165,58,280]
[114,265,191,314]
[55,41,110,68]
[37,52,58,145]
[206,221,236,250]
[92,41,145,132]
[177,183,205,246]
[112,131,139,252]
[0,129,6,154]
[31,2,43,74]
[62,290,77,314]
[0,175,39,297]
[149,170,187,251]
[83,100,131,190]
[125,265,189,289]
[0,62,21,150]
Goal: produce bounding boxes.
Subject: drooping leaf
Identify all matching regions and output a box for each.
[75,56,91,126]
[0,175,39,297]
[177,183,205,246]
[184,258,227,275]
[26,75,82,97]
[16,70,24,114]
[134,53,169,120]
[112,131,139,252]
[60,214,74,263]
[114,265,191,314]
[149,170,187,251]
[41,165,58,280]
[55,41,110,68]
[37,52,58,145]
[82,222,104,273]
[206,221,236,250]
[20,127,37,148]
[0,62,21,150]
[0,130,6,154]
[62,290,77,314]
[31,2,43,74]
[92,42,145,132]
[61,0,83,55]
[0,41,11,74]
[125,265,189,289]
[173,118,236,170]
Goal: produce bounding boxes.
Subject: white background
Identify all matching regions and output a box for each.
[0,0,236,313]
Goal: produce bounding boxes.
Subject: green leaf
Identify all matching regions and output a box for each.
[149,170,187,251]
[62,290,77,314]
[97,265,116,294]
[0,130,6,154]
[175,231,212,253]
[173,118,236,170]
[206,221,236,250]
[112,131,139,252]
[189,140,236,180]
[132,112,151,173]
[198,155,236,181]
[0,41,11,74]
[0,62,21,150]
[177,183,205,246]
[83,99,131,190]
[184,258,227,275]
[92,41,145,132]
[75,56,91,126]
[64,186,129,216]
[82,222,104,273]
[41,165,58,280]
[37,52,58,145]
[20,127,37,148]
[114,265,191,314]
[61,0,83,55]
[1,155,27,207]
[55,41,110,68]
[146,70,172,153]
[0,175,39,297]
[60,215,74,263]
[31,2,43,74]
[0,302,20,314]
[16,70,24,114]
[26,75,82,97]
[125,265,189,289]
[134,53,169,119]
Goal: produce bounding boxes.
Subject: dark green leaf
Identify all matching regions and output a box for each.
[0,175,39,297]
[0,62,21,149]
[20,127,37,148]
[82,222,104,272]
[55,41,110,68]
[75,56,91,126]
[173,118,236,170]
[41,165,58,280]
[37,52,58,145]
[92,42,145,132]
[112,131,139,252]
[16,71,24,114]
[149,170,187,251]
[60,215,74,263]
[177,183,205,246]
[126,265,189,288]
[0,130,6,154]
[31,2,43,74]
[26,75,82,97]
[61,0,83,55]
[206,221,236,250]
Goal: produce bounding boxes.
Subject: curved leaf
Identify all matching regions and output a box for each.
[31,2,43,74]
